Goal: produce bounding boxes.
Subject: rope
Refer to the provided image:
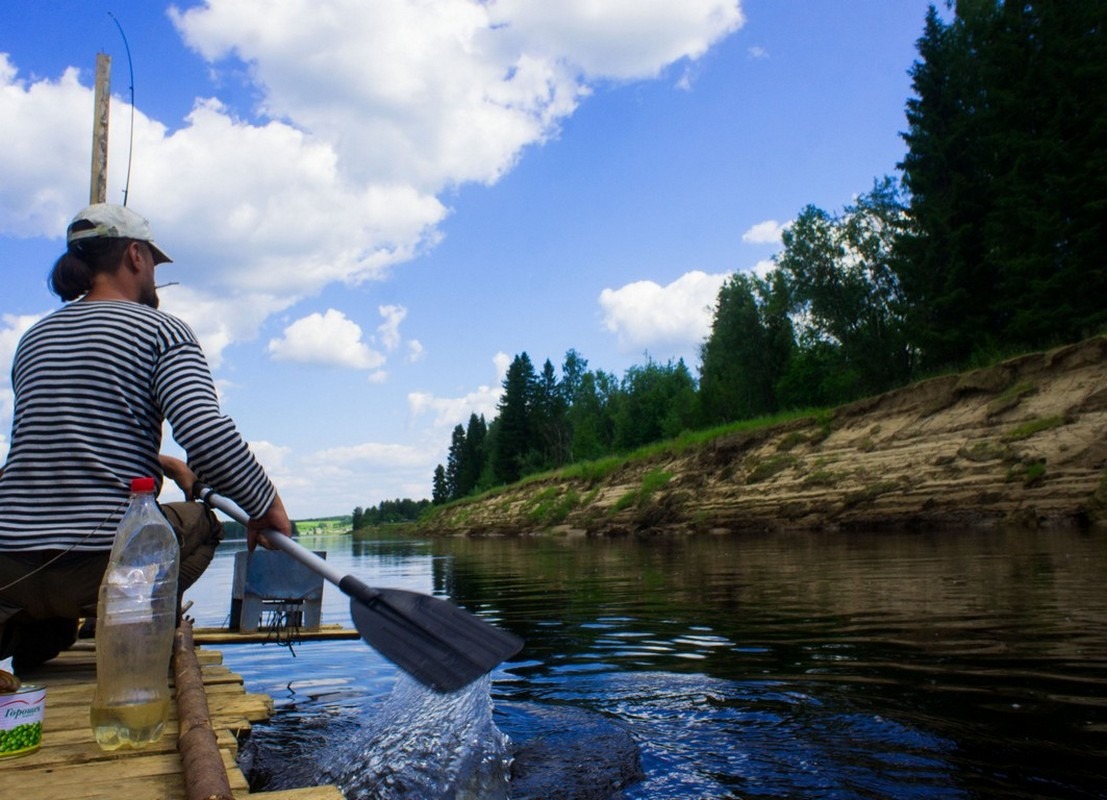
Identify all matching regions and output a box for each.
[0,497,129,593]
[262,600,306,657]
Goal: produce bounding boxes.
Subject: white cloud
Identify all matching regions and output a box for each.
[599,270,729,356]
[742,219,788,245]
[486,1,745,81]
[296,440,444,510]
[377,305,407,352]
[749,258,777,278]
[0,4,745,364]
[748,45,769,60]
[306,442,432,468]
[247,440,293,475]
[492,351,512,381]
[0,4,749,500]
[0,59,91,238]
[407,351,508,427]
[0,313,41,370]
[0,313,43,459]
[408,385,502,429]
[158,283,291,369]
[267,309,386,370]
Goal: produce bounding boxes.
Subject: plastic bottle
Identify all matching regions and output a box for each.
[90,477,180,750]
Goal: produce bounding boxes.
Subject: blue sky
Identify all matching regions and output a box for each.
[1,1,935,517]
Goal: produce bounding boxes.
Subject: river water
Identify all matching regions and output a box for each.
[185,527,1107,799]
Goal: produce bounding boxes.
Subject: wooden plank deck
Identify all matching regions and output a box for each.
[193,624,361,646]
[0,641,345,800]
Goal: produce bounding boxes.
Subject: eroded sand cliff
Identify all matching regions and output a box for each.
[419,337,1107,536]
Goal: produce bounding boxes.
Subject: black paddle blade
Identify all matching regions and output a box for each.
[348,587,524,693]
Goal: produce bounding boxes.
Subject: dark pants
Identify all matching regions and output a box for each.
[0,501,222,672]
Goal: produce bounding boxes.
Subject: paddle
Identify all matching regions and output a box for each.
[192,483,524,693]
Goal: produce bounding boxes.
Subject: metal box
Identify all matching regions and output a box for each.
[229,549,325,633]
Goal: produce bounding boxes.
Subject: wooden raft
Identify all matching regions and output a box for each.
[193,624,361,646]
[0,632,344,800]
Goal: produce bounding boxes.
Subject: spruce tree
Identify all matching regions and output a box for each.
[898,1,1107,366]
[461,413,487,496]
[431,464,448,505]
[492,353,537,484]
[699,272,788,423]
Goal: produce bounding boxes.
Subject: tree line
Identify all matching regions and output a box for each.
[424,2,1105,506]
[351,498,431,530]
[431,352,699,503]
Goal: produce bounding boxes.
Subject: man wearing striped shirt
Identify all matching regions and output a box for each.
[0,203,292,671]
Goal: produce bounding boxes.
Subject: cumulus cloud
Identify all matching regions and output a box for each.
[0,59,92,238]
[749,258,777,278]
[0,313,40,369]
[297,440,443,511]
[599,270,729,356]
[407,351,510,427]
[0,3,745,363]
[267,309,386,369]
[492,351,512,381]
[377,305,407,352]
[0,313,43,458]
[485,0,745,80]
[742,219,788,245]
[247,440,293,475]
[408,385,502,429]
[306,442,432,468]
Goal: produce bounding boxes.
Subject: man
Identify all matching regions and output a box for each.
[0,203,291,672]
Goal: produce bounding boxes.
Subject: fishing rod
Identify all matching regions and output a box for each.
[108,12,136,207]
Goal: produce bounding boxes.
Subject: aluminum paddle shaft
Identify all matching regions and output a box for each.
[193,484,523,692]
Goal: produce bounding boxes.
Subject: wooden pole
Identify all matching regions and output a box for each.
[90,53,111,204]
[173,619,235,800]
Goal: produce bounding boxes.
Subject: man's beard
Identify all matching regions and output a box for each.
[139,283,160,309]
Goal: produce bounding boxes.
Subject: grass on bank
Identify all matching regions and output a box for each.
[418,407,832,525]
[416,334,1105,530]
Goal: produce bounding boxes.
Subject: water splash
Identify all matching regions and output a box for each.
[318,673,513,800]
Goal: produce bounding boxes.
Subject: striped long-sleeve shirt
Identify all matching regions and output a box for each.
[0,300,275,551]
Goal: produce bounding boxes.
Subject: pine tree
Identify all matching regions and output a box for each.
[699,271,788,424]
[898,1,1107,366]
[431,464,448,505]
[533,358,569,468]
[460,413,487,496]
[445,424,466,500]
[492,353,538,484]
[898,4,992,367]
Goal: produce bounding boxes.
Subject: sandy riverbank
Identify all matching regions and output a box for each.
[417,337,1107,536]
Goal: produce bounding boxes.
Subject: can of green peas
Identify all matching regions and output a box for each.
[0,684,45,758]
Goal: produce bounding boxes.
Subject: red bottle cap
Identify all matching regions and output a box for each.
[130,477,156,493]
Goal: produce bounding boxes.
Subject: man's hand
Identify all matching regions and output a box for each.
[247,492,292,552]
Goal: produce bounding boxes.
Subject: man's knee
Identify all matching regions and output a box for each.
[7,617,78,673]
[160,501,224,592]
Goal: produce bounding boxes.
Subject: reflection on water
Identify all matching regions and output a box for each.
[187,527,1107,799]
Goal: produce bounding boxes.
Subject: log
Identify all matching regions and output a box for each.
[173,619,235,800]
